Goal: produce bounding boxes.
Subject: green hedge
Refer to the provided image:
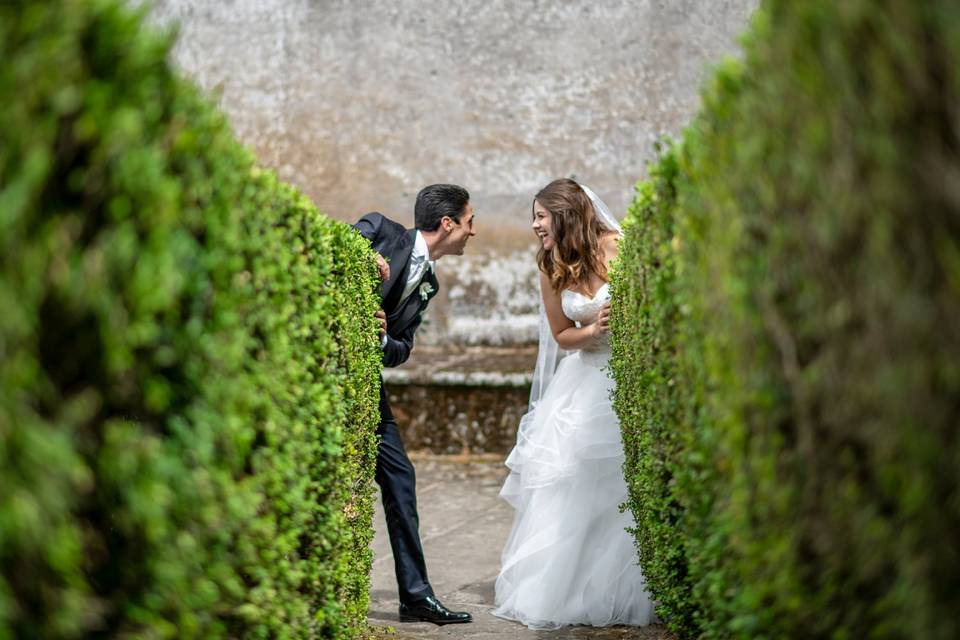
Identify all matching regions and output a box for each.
[611,1,960,638]
[0,1,381,638]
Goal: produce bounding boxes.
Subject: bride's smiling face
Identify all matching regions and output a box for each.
[532,200,555,250]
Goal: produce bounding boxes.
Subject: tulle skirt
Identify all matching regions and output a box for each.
[493,350,654,629]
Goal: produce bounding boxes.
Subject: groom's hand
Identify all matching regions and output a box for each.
[375,308,387,340]
[375,253,390,282]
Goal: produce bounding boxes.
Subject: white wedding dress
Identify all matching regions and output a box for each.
[493,282,655,629]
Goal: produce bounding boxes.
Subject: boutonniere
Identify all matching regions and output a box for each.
[419,282,435,301]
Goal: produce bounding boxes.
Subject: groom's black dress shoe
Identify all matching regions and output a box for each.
[398,596,472,625]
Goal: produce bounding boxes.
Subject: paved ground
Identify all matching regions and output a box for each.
[366,454,674,640]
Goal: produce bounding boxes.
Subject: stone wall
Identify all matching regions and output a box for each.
[149,0,758,346]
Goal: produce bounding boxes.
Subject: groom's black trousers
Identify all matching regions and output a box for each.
[375,416,435,604]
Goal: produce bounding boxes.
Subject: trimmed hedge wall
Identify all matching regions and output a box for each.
[0,1,381,638]
[611,1,960,638]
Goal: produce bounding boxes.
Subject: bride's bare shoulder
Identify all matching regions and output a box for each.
[539,269,557,295]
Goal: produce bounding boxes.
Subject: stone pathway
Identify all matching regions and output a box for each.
[367,454,675,640]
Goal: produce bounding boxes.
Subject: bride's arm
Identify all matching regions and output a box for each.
[541,271,608,351]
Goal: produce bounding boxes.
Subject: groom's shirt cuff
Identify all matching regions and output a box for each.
[381,335,388,349]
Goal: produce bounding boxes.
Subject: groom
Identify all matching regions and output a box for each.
[353,184,476,625]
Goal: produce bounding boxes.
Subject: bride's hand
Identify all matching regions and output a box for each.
[592,302,611,338]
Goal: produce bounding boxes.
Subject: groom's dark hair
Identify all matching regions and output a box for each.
[414,184,470,232]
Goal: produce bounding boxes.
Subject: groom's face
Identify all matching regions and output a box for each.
[445,203,476,256]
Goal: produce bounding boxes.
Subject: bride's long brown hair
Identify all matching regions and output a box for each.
[534,178,609,294]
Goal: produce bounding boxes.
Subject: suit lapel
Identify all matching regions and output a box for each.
[390,267,439,334]
[382,229,417,311]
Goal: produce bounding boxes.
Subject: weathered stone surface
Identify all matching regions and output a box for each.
[387,384,528,454]
[149,0,758,219]
[383,347,535,453]
[148,0,758,346]
[382,346,537,385]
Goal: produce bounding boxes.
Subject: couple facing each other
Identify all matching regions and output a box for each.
[353,180,654,629]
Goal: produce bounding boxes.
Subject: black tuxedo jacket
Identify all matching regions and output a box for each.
[353,212,440,369]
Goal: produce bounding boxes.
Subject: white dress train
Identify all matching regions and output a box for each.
[493,283,654,629]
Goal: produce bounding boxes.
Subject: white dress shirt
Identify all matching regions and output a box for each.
[382,231,434,348]
[400,231,435,302]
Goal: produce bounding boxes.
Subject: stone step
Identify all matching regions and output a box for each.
[381,346,537,387]
[382,347,536,454]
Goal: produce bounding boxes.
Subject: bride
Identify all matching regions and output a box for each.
[492,178,654,629]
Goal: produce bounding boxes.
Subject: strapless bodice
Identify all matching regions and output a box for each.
[561,282,611,366]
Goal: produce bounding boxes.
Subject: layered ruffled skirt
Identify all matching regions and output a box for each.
[493,350,654,629]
